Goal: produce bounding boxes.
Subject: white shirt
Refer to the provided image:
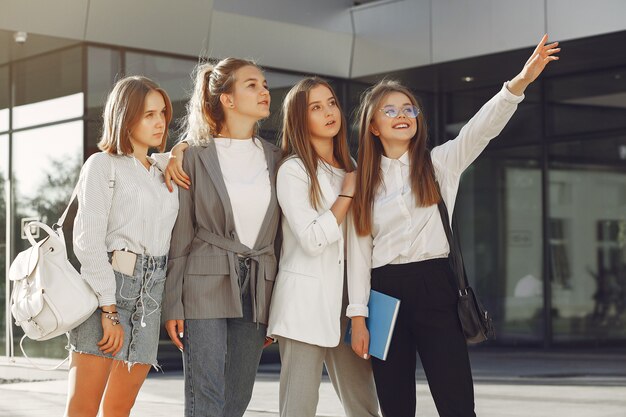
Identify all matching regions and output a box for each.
[346,83,524,317]
[73,153,179,306]
[213,137,271,248]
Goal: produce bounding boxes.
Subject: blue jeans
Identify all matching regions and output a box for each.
[183,259,267,417]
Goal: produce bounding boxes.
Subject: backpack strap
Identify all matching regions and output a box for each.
[18,334,70,371]
[54,154,116,231]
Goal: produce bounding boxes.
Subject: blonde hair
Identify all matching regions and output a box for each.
[352,80,439,236]
[181,58,261,146]
[280,77,355,210]
[98,76,172,154]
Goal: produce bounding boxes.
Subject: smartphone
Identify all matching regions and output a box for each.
[111,250,137,276]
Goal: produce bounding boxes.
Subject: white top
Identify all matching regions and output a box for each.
[346,83,524,318]
[213,137,271,248]
[267,157,347,347]
[73,153,179,306]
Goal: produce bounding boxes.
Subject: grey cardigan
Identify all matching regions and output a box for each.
[162,138,282,324]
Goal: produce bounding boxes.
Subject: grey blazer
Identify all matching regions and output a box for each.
[162,138,282,324]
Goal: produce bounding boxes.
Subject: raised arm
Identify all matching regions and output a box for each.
[508,34,560,95]
[432,34,559,176]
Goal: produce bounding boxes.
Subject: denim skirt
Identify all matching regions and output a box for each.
[68,253,167,368]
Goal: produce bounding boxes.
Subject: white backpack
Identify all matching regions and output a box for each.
[8,159,114,358]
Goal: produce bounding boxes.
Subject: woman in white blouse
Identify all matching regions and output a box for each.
[66,76,179,417]
[347,35,560,417]
[266,77,379,417]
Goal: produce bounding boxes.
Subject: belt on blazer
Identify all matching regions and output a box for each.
[195,227,275,324]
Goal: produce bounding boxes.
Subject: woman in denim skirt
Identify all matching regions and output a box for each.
[65,76,179,417]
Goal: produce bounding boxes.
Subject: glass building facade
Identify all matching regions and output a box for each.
[1,29,625,362]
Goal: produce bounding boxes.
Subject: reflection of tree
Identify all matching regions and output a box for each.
[19,155,82,268]
[26,156,81,224]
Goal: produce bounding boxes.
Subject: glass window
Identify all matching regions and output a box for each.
[86,47,121,154]
[445,84,542,148]
[125,52,195,148]
[0,65,8,132]
[457,146,544,344]
[12,93,84,130]
[548,136,626,342]
[87,47,121,113]
[12,46,83,129]
[11,122,83,358]
[547,68,626,137]
[259,71,303,143]
[0,133,7,356]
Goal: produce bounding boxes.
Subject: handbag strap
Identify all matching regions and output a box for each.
[436,192,470,293]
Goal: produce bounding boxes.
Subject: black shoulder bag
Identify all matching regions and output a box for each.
[437,197,495,344]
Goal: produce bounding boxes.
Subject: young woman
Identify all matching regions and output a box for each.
[160,58,282,417]
[347,35,560,417]
[266,77,379,417]
[66,76,178,417]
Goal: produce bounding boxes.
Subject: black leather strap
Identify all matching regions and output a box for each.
[436,193,469,292]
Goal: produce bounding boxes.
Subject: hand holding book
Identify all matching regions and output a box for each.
[350,316,370,359]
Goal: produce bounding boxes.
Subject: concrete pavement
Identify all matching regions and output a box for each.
[1,349,625,416]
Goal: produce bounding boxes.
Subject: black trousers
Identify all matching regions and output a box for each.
[370,258,476,417]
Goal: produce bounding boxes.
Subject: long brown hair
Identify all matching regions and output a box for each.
[98,76,172,154]
[182,57,260,145]
[281,77,355,210]
[353,80,439,236]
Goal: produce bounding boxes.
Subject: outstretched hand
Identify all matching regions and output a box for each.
[508,34,560,96]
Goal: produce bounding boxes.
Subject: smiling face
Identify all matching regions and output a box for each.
[370,91,418,151]
[307,84,342,142]
[225,65,270,122]
[129,89,167,153]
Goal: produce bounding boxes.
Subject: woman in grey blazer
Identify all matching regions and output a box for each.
[162,58,281,417]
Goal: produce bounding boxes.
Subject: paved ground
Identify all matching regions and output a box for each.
[1,349,625,416]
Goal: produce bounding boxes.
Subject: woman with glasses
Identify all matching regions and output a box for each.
[347,35,559,417]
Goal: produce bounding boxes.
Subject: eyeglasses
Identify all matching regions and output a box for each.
[379,105,420,118]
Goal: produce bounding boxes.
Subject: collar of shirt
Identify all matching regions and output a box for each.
[380,150,410,173]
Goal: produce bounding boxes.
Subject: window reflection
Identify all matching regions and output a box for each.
[0,109,8,133]
[549,137,626,342]
[547,68,626,137]
[0,134,7,356]
[457,147,544,343]
[12,93,83,129]
[0,65,8,132]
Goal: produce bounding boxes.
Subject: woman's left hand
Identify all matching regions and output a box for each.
[508,34,560,95]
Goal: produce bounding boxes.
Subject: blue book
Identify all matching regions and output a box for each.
[344,290,400,361]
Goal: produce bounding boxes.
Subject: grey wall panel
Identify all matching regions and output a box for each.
[547,0,626,41]
[208,11,353,78]
[351,0,431,78]
[213,0,353,33]
[85,0,213,57]
[431,0,545,63]
[0,0,88,40]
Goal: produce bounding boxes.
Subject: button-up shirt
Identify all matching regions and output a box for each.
[347,82,524,317]
[73,153,179,306]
